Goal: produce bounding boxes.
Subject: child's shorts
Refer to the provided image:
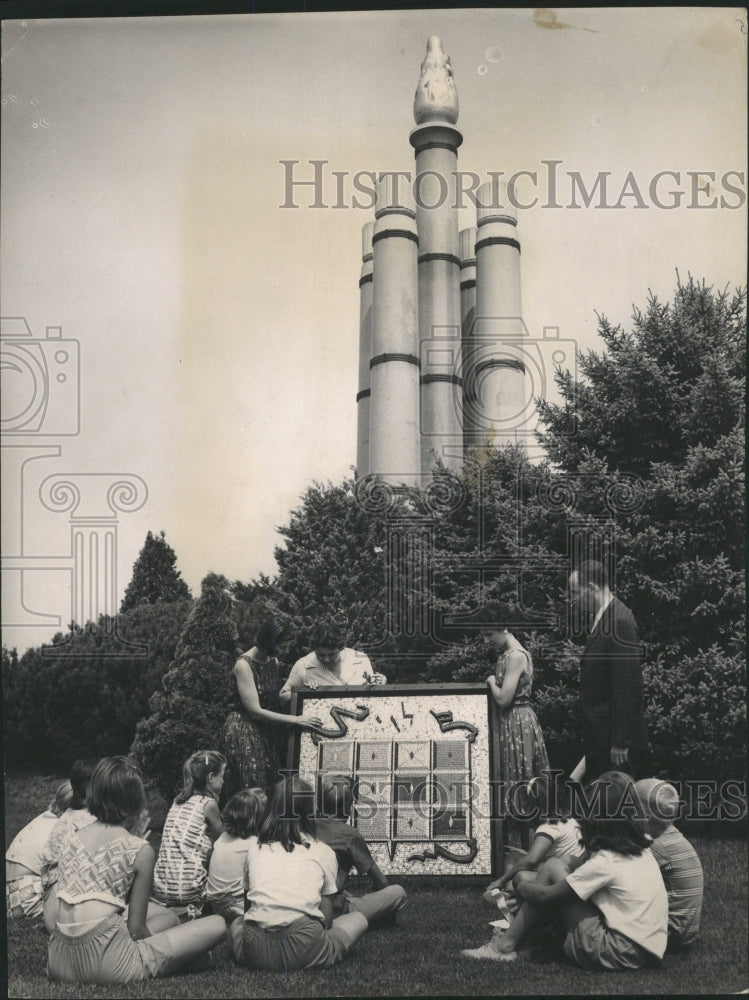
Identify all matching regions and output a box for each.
[6,874,43,920]
[230,914,349,971]
[564,914,660,971]
[48,913,173,984]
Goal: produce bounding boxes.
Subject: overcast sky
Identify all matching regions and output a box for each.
[1,7,746,653]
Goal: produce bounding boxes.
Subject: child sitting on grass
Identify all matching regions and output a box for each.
[6,780,72,922]
[42,758,100,932]
[153,750,226,918]
[47,756,226,984]
[312,774,406,924]
[482,774,585,924]
[230,774,369,972]
[634,777,703,950]
[206,787,266,922]
[462,771,668,969]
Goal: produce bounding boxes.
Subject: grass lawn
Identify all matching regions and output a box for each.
[4,771,748,998]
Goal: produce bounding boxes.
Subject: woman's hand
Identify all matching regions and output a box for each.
[486,676,497,689]
[297,713,323,729]
[304,677,320,690]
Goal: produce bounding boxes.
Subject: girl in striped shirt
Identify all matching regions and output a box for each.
[153,750,226,916]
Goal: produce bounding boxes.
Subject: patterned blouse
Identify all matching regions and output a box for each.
[56,829,147,909]
[40,808,97,893]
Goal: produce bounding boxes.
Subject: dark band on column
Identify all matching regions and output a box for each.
[358,273,373,287]
[420,373,463,386]
[474,358,526,377]
[475,236,521,253]
[372,229,419,246]
[356,388,371,401]
[370,353,421,369]
[418,252,461,266]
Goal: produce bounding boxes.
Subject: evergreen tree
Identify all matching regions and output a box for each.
[531,275,746,779]
[120,531,191,613]
[130,573,238,797]
[2,600,192,769]
[270,479,412,676]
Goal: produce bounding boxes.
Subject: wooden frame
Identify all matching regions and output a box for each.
[287,683,503,877]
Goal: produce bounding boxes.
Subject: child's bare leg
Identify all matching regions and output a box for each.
[152,914,227,974]
[494,858,569,955]
[145,901,180,934]
[331,911,368,948]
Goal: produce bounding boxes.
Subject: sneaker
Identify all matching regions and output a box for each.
[461,942,500,960]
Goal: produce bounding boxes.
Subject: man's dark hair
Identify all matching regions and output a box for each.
[576,559,609,590]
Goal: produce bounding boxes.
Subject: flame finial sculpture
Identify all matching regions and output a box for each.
[413,35,459,125]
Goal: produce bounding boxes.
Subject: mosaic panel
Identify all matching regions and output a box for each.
[393,806,430,840]
[356,741,392,771]
[432,807,469,840]
[433,739,468,770]
[319,740,355,773]
[395,741,431,770]
[294,691,496,875]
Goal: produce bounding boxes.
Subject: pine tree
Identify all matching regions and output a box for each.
[532,275,746,779]
[120,531,191,613]
[130,573,237,797]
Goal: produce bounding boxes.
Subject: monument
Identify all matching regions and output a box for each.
[357,36,530,482]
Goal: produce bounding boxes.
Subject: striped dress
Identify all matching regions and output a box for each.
[649,826,703,946]
[152,795,213,906]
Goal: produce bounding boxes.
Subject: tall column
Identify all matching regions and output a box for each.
[469,178,528,449]
[368,176,421,486]
[459,227,477,458]
[410,36,463,475]
[356,221,374,477]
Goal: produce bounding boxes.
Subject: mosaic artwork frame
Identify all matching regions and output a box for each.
[287,683,502,876]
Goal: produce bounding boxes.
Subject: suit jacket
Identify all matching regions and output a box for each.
[579,596,648,752]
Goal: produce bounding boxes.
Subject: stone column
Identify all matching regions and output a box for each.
[356,221,374,478]
[368,176,421,486]
[459,227,477,457]
[410,36,463,475]
[471,178,528,449]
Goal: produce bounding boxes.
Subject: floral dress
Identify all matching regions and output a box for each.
[223,652,285,794]
[493,648,549,790]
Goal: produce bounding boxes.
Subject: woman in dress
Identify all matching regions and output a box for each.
[483,623,550,839]
[223,621,322,795]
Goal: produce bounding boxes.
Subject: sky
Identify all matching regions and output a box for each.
[1,7,746,654]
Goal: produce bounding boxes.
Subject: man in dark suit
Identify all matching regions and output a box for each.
[569,560,648,780]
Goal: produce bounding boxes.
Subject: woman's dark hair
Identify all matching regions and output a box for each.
[309,621,346,650]
[257,774,316,852]
[578,771,649,856]
[175,749,226,804]
[70,757,100,809]
[222,787,266,838]
[86,756,146,829]
[255,620,287,658]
